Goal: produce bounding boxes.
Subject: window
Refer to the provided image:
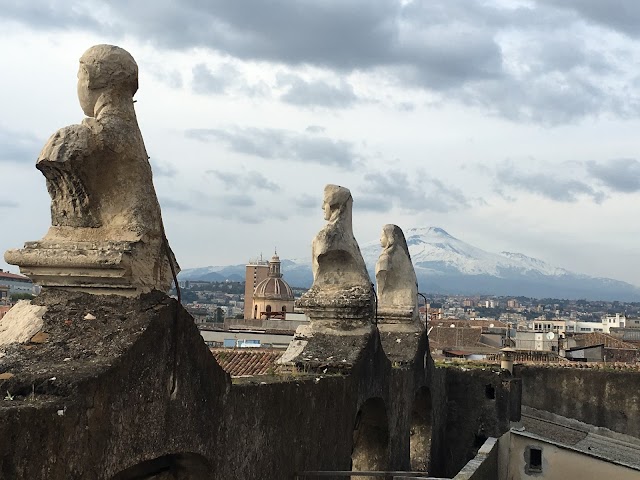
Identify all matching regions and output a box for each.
[282,306,286,312]
[527,447,542,473]
[266,305,272,313]
[485,384,495,400]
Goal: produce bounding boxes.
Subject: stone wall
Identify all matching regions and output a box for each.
[429,365,521,478]
[452,437,498,480]
[0,291,519,479]
[515,365,640,438]
[0,291,228,479]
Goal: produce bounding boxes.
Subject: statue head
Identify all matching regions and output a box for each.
[77,44,139,117]
[322,184,352,222]
[380,224,409,255]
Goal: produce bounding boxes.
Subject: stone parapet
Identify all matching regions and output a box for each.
[5,239,168,296]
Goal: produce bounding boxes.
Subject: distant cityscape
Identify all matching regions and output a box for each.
[4,258,640,364]
[163,256,640,364]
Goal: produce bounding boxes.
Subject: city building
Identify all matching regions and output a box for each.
[0,270,35,295]
[499,407,640,479]
[507,299,520,309]
[0,285,9,304]
[565,314,625,334]
[250,253,294,319]
[530,319,567,335]
[515,331,559,352]
[243,256,269,319]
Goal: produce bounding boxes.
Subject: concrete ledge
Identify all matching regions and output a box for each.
[452,437,498,480]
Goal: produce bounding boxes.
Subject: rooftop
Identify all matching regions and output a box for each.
[573,332,639,350]
[517,406,640,471]
[0,271,31,282]
[210,349,282,377]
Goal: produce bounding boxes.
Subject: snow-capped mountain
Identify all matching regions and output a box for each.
[179,227,640,301]
[359,227,570,277]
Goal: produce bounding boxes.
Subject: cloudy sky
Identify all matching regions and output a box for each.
[2,0,640,285]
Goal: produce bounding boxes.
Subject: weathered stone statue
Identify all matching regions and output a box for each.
[375,224,420,323]
[296,184,373,325]
[4,45,177,295]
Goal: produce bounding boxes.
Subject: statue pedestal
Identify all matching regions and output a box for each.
[376,306,416,323]
[4,239,171,296]
[296,284,374,327]
[280,284,375,372]
[377,306,424,335]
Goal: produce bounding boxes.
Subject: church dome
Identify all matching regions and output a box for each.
[254,276,294,300]
[253,251,294,301]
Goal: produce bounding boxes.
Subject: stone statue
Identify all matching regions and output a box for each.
[312,185,370,288]
[4,45,177,295]
[376,225,417,308]
[296,185,373,324]
[374,224,424,364]
[375,224,419,322]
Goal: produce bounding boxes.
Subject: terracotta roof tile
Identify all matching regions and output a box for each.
[428,325,485,349]
[573,332,639,350]
[0,271,31,281]
[211,348,282,377]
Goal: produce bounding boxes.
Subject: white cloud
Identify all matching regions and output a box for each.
[2,2,640,291]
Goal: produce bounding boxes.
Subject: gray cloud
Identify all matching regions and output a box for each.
[305,125,325,134]
[219,193,255,208]
[358,170,470,213]
[192,63,239,95]
[586,158,640,193]
[295,194,319,211]
[464,74,618,125]
[207,170,280,191]
[0,200,19,209]
[160,190,288,224]
[150,158,178,178]
[0,127,41,164]
[186,127,357,168]
[150,68,183,89]
[495,163,605,203]
[158,197,196,212]
[2,1,102,30]
[539,0,640,39]
[4,0,640,123]
[278,74,358,108]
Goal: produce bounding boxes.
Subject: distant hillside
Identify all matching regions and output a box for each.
[179,227,640,301]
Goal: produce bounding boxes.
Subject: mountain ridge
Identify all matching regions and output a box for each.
[179,227,640,301]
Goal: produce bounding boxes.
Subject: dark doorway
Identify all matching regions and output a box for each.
[410,387,433,472]
[351,397,390,478]
[110,453,211,480]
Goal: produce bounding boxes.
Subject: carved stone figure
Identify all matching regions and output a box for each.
[375,224,420,324]
[296,185,373,325]
[4,45,177,295]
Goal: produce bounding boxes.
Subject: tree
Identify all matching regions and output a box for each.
[10,293,34,301]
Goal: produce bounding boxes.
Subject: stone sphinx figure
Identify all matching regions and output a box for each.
[375,224,420,323]
[296,185,373,324]
[4,44,177,295]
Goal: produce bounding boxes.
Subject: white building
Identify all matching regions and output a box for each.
[529,319,567,335]
[565,314,625,334]
[0,270,35,295]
